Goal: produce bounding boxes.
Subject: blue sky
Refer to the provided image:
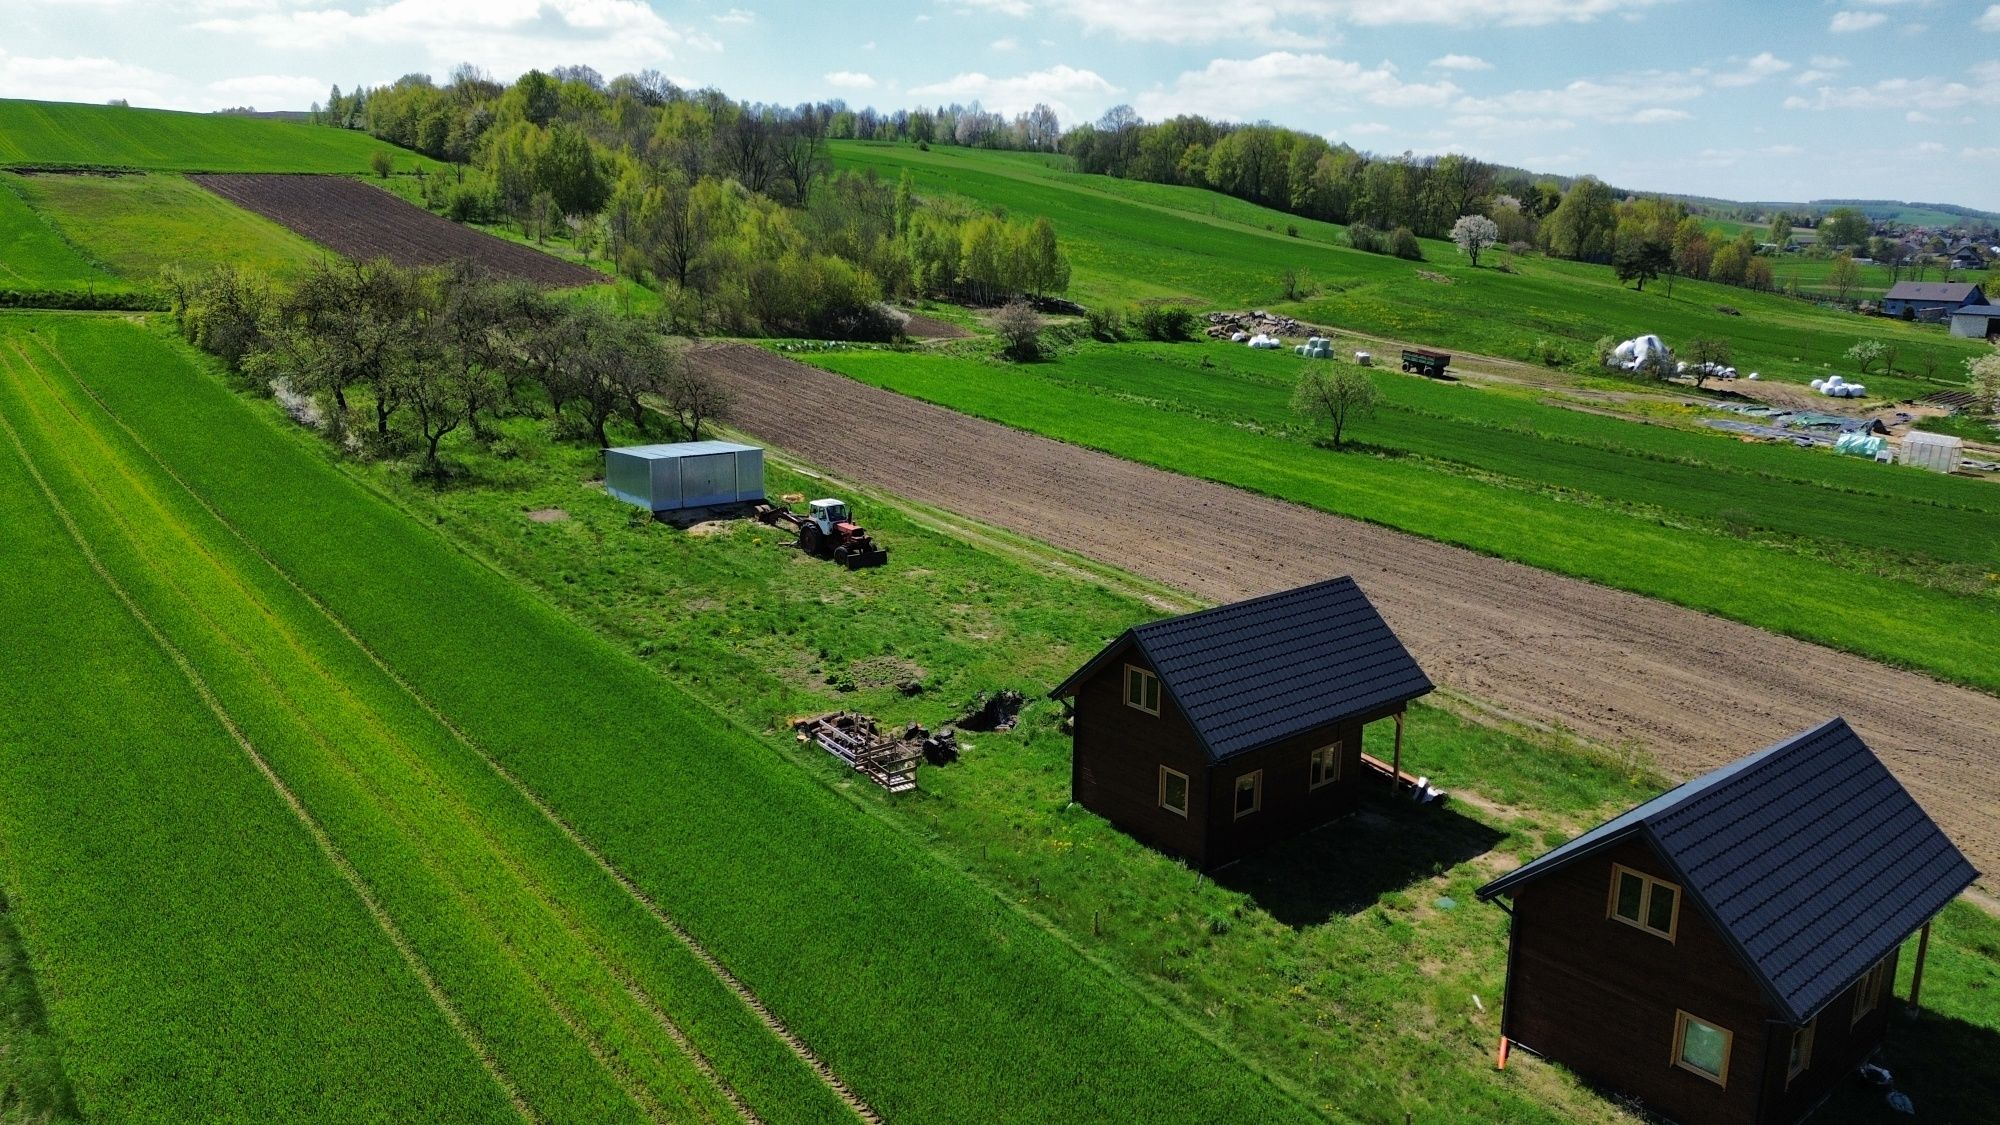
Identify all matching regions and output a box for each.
[7,0,2000,209]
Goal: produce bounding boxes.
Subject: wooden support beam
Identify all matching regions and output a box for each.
[1908,920,1933,1015]
[1391,711,1405,793]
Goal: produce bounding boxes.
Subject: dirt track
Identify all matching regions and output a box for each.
[192,174,604,287]
[698,343,2000,885]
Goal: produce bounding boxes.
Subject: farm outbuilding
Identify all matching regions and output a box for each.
[1899,430,1963,473]
[1052,577,1433,871]
[605,441,765,512]
[1881,281,1985,320]
[1949,305,2000,339]
[1478,718,1976,1125]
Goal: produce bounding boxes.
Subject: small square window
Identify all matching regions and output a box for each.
[1673,1010,1732,1086]
[1234,770,1262,819]
[1786,1020,1815,1084]
[1608,865,1679,941]
[1159,767,1189,817]
[1309,743,1341,789]
[1125,665,1160,715]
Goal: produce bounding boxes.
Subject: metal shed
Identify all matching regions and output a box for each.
[1899,430,1962,474]
[605,441,765,512]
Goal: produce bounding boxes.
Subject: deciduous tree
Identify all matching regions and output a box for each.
[1291,367,1380,448]
[1449,214,1501,267]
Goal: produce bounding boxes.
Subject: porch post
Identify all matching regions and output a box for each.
[1908,920,1933,1015]
[1391,710,1405,791]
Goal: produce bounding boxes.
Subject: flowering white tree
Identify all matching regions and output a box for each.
[1450,214,1502,268]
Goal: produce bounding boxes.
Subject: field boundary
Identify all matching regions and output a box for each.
[0,359,537,1123]
[29,332,865,1125]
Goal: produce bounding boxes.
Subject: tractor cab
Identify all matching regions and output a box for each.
[808,498,852,532]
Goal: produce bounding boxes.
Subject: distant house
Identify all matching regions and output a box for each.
[1881,280,1986,319]
[1052,577,1433,870]
[1947,244,1986,270]
[1478,718,1975,1125]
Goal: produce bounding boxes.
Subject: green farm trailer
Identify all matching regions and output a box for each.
[1400,349,1451,377]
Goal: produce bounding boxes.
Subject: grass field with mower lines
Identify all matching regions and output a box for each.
[0,99,405,173]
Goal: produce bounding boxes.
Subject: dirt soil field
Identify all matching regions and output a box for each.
[192,174,603,287]
[698,343,2000,886]
[898,310,971,340]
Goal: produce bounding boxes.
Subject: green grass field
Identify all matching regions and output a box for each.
[833,142,1985,398]
[0,99,405,173]
[0,177,125,295]
[0,310,1321,1123]
[798,339,2000,694]
[8,172,327,286]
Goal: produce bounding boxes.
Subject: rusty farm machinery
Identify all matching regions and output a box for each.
[755,497,888,568]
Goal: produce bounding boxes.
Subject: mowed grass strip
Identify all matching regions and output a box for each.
[801,345,2000,694]
[832,142,1983,397]
[34,312,1323,1123]
[0,347,523,1123]
[0,98,404,173]
[0,328,848,1125]
[11,172,328,287]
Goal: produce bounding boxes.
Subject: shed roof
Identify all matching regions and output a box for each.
[1903,430,1964,449]
[1479,718,1975,1024]
[1882,281,1984,304]
[607,440,761,459]
[1951,306,2000,321]
[1051,577,1433,762]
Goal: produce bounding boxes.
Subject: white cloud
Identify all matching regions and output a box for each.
[0,48,189,108]
[991,36,1019,50]
[1828,11,1888,32]
[824,70,877,90]
[196,0,709,80]
[1908,109,1934,122]
[1345,121,1393,134]
[1786,63,2000,111]
[985,0,1664,48]
[1134,53,1457,120]
[713,7,754,24]
[1979,5,2000,31]
[950,0,1033,15]
[909,64,1117,119]
[1712,51,1789,87]
[206,73,327,109]
[1453,69,1704,126]
[1429,53,1491,71]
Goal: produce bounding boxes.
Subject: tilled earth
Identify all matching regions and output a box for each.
[192,174,605,287]
[698,343,2000,884]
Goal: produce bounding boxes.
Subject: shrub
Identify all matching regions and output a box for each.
[1715,305,1742,317]
[1526,338,1571,366]
[1084,304,1126,341]
[1133,302,1197,342]
[369,150,394,178]
[1286,224,1299,238]
[445,182,495,223]
[1346,223,1383,253]
[1508,240,1535,255]
[992,298,1045,360]
[1389,227,1422,261]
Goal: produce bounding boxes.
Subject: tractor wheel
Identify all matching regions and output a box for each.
[833,546,850,566]
[798,522,824,556]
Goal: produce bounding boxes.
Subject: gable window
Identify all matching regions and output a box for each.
[1673,1010,1733,1086]
[1309,743,1341,790]
[1786,1019,1815,1085]
[1234,770,1262,819]
[1158,767,1189,818]
[1852,957,1892,1025]
[1125,665,1160,716]
[1608,864,1680,942]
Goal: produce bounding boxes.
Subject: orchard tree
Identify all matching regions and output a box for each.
[1827,253,1862,301]
[1291,367,1380,448]
[1684,337,1732,387]
[1969,352,2000,421]
[1449,214,1501,267]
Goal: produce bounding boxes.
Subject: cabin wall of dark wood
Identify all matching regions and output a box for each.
[1203,718,1369,868]
[1761,946,1900,1125]
[1505,837,1771,1125]
[1070,649,1212,866]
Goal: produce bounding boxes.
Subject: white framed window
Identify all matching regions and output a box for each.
[1158,766,1189,817]
[1233,770,1262,819]
[1125,664,1160,716]
[1608,864,1680,942]
[1672,1010,1733,1087]
[1852,957,1891,1025]
[1786,1019,1815,1085]
[1309,742,1342,790]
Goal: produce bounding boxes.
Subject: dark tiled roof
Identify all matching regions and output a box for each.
[1052,577,1432,761]
[1479,719,1976,1024]
[1883,281,1983,304]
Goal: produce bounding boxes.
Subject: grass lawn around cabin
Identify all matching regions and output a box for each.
[0,98,405,173]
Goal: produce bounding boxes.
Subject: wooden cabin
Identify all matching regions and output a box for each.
[1478,718,1976,1125]
[1051,577,1433,871]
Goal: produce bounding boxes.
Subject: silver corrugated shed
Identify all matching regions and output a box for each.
[605,441,764,511]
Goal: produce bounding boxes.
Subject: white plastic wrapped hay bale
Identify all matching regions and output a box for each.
[1355,351,1372,366]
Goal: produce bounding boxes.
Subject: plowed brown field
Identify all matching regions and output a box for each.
[192,174,603,287]
[699,343,2000,885]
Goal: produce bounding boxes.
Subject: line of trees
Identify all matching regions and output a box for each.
[164,260,715,475]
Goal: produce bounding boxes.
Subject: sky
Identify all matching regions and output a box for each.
[6,0,2000,210]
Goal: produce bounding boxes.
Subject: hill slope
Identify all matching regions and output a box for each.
[0,99,405,173]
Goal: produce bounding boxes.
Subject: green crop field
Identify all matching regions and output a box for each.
[0,98,406,173]
[799,340,2000,694]
[0,177,128,300]
[7,172,326,286]
[0,311,1320,1123]
[833,142,1985,398]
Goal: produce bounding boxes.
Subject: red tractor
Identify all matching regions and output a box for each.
[756,497,889,568]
